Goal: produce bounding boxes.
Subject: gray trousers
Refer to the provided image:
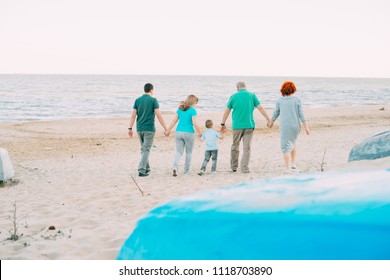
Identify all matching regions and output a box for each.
[231,129,254,172]
[137,131,155,174]
[173,132,194,173]
[200,150,218,172]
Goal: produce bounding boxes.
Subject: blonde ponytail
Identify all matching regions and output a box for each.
[179,95,199,111]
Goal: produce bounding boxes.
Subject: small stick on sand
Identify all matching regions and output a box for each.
[320,148,327,172]
[131,175,144,196]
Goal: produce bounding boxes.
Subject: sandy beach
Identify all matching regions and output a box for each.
[0,105,389,260]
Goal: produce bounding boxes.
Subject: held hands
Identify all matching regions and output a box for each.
[128,129,176,137]
[267,121,274,128]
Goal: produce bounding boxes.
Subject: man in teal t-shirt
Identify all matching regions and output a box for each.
[128,83,168,177]
[221,82,271,173]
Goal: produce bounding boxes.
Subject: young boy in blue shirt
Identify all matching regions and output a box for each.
[198,119,224,175]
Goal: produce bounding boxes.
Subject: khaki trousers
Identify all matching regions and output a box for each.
[231,129,254,172]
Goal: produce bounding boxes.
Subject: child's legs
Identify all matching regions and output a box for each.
[200,150,212,171]
[173,133,185,170]
[211,150,218,172]
[183,133,194,172]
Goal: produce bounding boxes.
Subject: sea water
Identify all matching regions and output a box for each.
[1,74,389,122]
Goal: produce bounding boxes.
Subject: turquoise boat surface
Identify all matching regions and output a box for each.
[117,168,390,260]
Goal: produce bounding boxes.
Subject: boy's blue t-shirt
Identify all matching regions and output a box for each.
[201,128,221,151]
[176,107,197,133]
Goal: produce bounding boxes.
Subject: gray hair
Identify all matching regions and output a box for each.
[236,82,246,89]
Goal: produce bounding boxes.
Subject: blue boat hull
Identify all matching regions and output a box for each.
[118,169,390,260]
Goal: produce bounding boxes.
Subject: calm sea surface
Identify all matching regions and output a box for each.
[1,74,390,122]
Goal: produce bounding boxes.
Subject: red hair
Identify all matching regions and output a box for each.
[280,81,297,96]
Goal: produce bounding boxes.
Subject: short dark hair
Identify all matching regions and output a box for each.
[205,119,213,128]
[144,83,153,93]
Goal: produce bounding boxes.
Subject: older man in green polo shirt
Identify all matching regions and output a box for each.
[221,82,271,173]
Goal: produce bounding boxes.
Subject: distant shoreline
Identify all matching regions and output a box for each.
[1,104,388,124]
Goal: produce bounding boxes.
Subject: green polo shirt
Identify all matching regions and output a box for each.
[226,89,261,130]
[133,94,159,132]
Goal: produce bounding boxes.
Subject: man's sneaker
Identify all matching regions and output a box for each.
[198,170,204,176]
[173,169,177,177]
[138,172,149,177]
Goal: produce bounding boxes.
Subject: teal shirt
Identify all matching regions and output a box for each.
[176,107,197,133]
[227,89,261,130]
[133,94,159,132]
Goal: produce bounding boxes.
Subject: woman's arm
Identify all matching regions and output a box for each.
[271,101,280,122]
[166,114,179,135]
[302,122,310,135]
[192,116,202,137]
[297,99,309,134]
[268,101,280,128]
[297,98,306,123]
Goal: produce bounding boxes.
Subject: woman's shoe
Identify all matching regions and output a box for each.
[291,163,297,169]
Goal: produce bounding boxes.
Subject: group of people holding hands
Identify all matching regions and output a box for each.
[128,81,309,177]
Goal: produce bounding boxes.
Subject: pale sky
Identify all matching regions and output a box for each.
[1,0,390,78]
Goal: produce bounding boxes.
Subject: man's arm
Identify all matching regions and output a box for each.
[257,105,272,126]
[128,109,137,138]
[220,108,231,132]
[192,116,202,137]
[155,109,168,131]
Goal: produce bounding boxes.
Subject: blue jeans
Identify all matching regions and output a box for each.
[173,132,194,173]
[200,150,218,172]
[137,131,155,174]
